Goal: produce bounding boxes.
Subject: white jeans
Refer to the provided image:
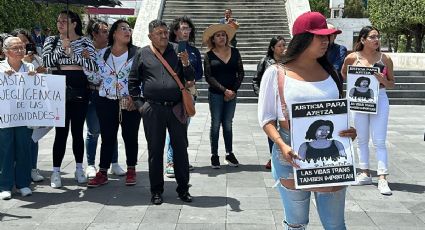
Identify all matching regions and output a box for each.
[353,89,389,175]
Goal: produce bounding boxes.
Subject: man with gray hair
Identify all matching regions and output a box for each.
[128,19,195,205]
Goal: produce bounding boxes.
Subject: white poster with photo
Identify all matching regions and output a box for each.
[291,99,356,189]
[0,72,65,128]
[347,65,380,114]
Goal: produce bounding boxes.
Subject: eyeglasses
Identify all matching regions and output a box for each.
[8,47,26,53]
[179,27,192,32]
[366,35,381,41]
[119,26,133,33]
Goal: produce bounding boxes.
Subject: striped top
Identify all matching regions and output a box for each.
[42,36,98,72]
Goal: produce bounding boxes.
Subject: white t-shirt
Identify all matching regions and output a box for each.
[106,52,128,73]
[257,65,339,128]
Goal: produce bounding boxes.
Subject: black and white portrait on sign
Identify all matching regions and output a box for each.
[347,65,380,114]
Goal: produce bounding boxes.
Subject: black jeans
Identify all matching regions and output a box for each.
[141,101,190,195]
[53,99,88,167]
[52,70,88,168]
[96,96,141,169]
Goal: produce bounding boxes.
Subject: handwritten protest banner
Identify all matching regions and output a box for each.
[347,65,380,114]
[0,72,65,128]
[291,99,356,189]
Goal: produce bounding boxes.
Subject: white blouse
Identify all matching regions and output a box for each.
[257,65,339,128]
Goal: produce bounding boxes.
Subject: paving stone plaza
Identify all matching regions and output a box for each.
[0,103,424,229]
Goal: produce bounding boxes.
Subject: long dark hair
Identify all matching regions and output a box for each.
[169,16,196,44]
[305,120,334,140]
[108,19,133,48]
[266,35,286,58]
[354,26,380,51]
[59,10,83,36]
[282,33,343,97]
[86,19,108,40]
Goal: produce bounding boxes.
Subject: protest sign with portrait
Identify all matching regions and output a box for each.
[347,65,380,114]
[291,99,356,189]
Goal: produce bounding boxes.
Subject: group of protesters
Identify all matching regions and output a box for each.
[0,7,395,229]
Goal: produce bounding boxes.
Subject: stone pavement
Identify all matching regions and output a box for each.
[1,104,424,230]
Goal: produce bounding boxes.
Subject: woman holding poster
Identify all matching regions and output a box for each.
[258,12,356,229]
[341,26,395,195]
[0,37,35,199]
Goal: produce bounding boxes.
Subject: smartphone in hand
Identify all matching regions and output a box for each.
[373,62,385,73]
[178,41,187,53]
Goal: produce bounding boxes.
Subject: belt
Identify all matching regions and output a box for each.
[146,99,177,106]
[88,85,100,91]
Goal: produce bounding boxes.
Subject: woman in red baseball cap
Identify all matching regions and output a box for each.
[258,11,356,229]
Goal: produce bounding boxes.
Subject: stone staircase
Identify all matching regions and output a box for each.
[160,0,425,105]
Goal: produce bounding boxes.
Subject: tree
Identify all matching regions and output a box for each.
[343,0,368,18]
[309,0,330,17]
[127,16,137,29]
[0,0,84,34]
[368,0,425,52]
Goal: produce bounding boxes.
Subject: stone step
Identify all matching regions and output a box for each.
[393,70,425,76]
[393,76,425,83]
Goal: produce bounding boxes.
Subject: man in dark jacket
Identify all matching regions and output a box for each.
[327,23,347,81]
[128,19,195,205]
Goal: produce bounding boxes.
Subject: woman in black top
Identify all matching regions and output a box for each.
[42,10,97,188]
[203,24,244,169]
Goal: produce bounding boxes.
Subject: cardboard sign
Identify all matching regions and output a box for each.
[347,65,380,114]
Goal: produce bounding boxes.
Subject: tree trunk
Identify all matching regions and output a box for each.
[394,35,398,52]
[406,34,412,52]
[413,24,424,53]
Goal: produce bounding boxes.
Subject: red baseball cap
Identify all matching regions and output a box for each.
[292,12,342,36]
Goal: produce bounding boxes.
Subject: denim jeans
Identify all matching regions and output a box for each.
[208,92,236,155]
[85,90,119,166]
[271,129,347,230]
[31,139,39,169]
[0,127,32,191]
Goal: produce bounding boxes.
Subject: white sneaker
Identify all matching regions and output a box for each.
[31,169,44,182]
[0,191,12,200]
[18,187,32,197]
[75,169,88,184]
[85,165,97,179]
[50,172,62,188]
[355,172,372,185]
[378,179,392,195]
[111,163,126,176]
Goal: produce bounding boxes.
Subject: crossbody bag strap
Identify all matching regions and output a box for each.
[275,64,290,129]
[149,44,185,90]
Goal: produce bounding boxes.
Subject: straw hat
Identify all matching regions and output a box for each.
[202,24,236,48]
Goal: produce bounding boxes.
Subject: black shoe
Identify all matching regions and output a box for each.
[178,192,192,203]
[225,153,239,167]
[211,155,220,169]
[151,193,163,205]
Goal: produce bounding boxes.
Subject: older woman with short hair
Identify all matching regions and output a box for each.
[0,37,35,199]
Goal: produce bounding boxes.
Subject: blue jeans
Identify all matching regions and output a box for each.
[208,92,236,155]
[31,138,39,169]
[271,129,347,230]
[85,90,118,165]
[0,127,32,191]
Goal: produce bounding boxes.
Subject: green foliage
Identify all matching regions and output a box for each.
[368,0,425,52]
[309,0,330,17]
[343,0,368,18]
[127,16,137,29]
[0,0,84,34]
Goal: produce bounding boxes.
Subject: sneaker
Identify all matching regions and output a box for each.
[50,171,62,188]
[111,163,126,176]
[378,179,392,195]
[165,163,175,178]
[85,165,97,179]
[188,164,195,171]
[75,169,88,184]
[355,172,372,185]
[87,172,108,188]
[31,169,44,182]
[0,191,12,200]
[125,168,137,186]
[18,187,32,197]
[265,159,272,170]
[225,153,239,167]
[211,155,220,169]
